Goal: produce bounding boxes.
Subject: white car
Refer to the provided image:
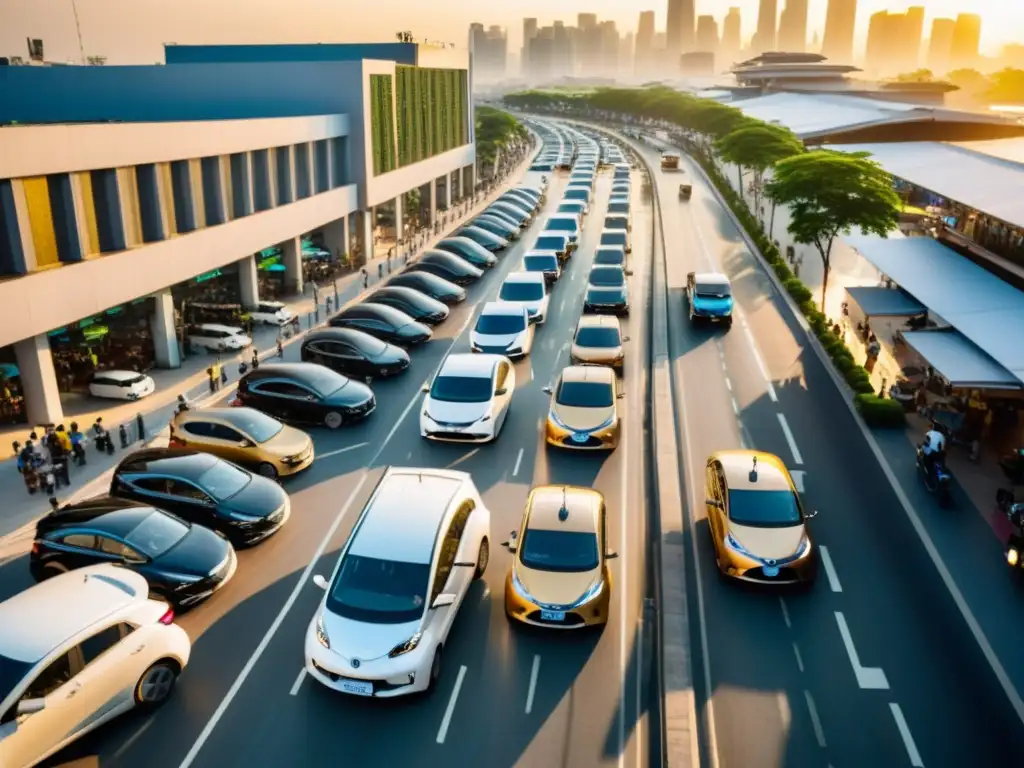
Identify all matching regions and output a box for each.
[471,302,535,361]
[248,301,295,326]
[187,323,252,352]
[498,272,549,325]
[305,467,490,698]
[0,565,190,768]
[420,354,515,443]
[87,370,156,401]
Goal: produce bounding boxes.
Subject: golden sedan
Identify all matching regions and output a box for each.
[503,485,617,628]
[169,406,314,479]
[543,365,623,450]
[570,314,628,371]
[705,450,818,584]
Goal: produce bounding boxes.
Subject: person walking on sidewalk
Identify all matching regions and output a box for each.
[377,262,384,281]
[207,366,216,394]
[252,349,260,370]
[219,360,228,388]
[276,336,284,358]
[69,422,86,466]
[361,268,368,289]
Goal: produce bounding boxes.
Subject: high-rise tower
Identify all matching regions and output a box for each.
[821,0,857,64]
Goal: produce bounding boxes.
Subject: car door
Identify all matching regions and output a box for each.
[426,504,474,644]
[494,362,514,424]
[96,536,147,571]
[203,422,251,465]
[248,381,302,422]
[328,341,370,377]
[67,622,140,731]
[159,478,218,528]
[705,461,724,542]
[46,532,101,572]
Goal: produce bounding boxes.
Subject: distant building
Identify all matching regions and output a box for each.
[666,0,696,58]
[754,0,778,54]
[620,32,635,76]
[927,18,955,75]
[469,23,507,82]
[865,11,904,75]
[599,21,621,78]
[721,8,742,69]
[680,51,715,76]
[777,0,809,54]
[522,17,538,76]
[695,16,720,61]
[821,0,857,65]
[949,13,982,71]
[636,11,656,77]
[901,7,925,73]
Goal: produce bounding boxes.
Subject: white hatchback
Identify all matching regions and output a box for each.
[249,301,295,326]
[187,323,252,352]
[420,354,515,443]
[0,565,190,768]
[471,302,535,360]
[87,370,156,401]
[305,467,490,697]
[497,272,549,325]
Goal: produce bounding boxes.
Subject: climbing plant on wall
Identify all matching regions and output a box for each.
[369,74,397,175]
[390,67,470,168]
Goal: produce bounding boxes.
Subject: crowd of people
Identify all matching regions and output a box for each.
[14,418,115,496]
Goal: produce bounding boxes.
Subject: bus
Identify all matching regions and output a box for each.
[661,150,681,171]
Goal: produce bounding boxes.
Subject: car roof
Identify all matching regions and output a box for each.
[93,370,145,382]
[577,314,620,330]
[0,564,148,663]
[524,250,558,259]
[560,364,615,384]
[438,353,502,377]
[694,271,730,284]
[174,405,278,431]
[503,271,545,284]
[350,469,470,564]
[304,326,387,345]
[39,495,158,538]
[195,324,242,334]
[116,446,219,478]
[481,301,526,317]
[714,450,792,492]
[525,485,603,535]
[590,264,626,274]
[601,227,627,234]
[242,361,338,384]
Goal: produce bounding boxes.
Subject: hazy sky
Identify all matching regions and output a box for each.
[1,0,1019,64]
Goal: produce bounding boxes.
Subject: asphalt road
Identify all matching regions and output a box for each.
[0,134,656,768]
[626,133,1024,767]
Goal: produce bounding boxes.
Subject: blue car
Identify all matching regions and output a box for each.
[686,271,734,327]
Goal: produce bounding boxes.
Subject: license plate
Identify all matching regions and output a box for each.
[540,610,566,622]
[571,433,589,443]
[340,679,373,696]
[762,566,780,577]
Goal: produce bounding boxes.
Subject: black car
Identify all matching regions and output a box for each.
[490,200,532,222]
[109,448,290,546]
[364,286,449,325]
[499,192,538,213]
[481,208,525,233]
[407,251,483,286]
[30,496,236,609]
[329,303,432,346]
[236,362,376,428]
[435,237,498,269]
[466,216,519,242]
[456,225,508,252]
[386,271,467,305]
[301,327,410,378]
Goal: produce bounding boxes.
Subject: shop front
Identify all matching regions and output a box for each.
[254,237,352,299]
[48,298,157,394]
[0,345,27,426]
[171,264,249,334]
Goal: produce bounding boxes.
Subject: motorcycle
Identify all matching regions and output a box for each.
[916,448,953,508]
[996,489,1024,571]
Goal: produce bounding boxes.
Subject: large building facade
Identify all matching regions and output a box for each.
[0,42,475,427]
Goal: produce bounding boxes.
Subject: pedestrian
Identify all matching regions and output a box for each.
[207,366,216,394]
[238,358,248,376]
[69,422,86,466]
[276,338,284,358]
[220,363,228,388]
[252,349,260,370]
[362,269,368,289]
[55,424,71,456]
[377,262,384,280]
[176,394,190,414]
[54,453,70,488]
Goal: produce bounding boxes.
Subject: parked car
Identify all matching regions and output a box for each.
[456,225,508,252]
[387,271,467,305]
[88,370,156,401]
[488,200,532,224]
[470,215,520,242]
[407,250,483,286]
[498,272,549,324]
[364,286,449,325]
[604,214,630,232]
[522,251,561,283]
[248,300,295,326]
[543,214,581,250]
[235,362,375,430]
[110,448,290,546]
[330,303,432,346]
[435,237,498,269]
[607,200,631,216]
[31,496,237,609]
[593,245,626,267]
[187,324,251,352]
[301,327,410,380]
[534,233,571,262]
[557,201,588,220]
[600,227,631,253]
[584,265,631,316]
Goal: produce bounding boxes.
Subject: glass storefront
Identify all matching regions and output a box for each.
[254,237,353,298]
[0,345,27,426]
[48,298,157,393]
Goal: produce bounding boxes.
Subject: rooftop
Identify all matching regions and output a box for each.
[717,450,792,492]
[526,485,602,534]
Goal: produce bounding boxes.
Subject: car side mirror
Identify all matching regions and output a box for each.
[622,336,631,342]
[542,386,552,394]
[238,439,254,448]
[421,384,430,393]
[706,498,723,509]
[495,388,508,396]
[312,574,329,590]
[806,509,819,519]
[606,549,619,559]
[432,593,457,609]
[16,698,45,716]
[625,270,634,276]
[616,393,625,400]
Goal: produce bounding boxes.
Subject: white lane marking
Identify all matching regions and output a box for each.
[790,469,806,492]
[776,413,804,465]
[436,665,468,744]
[740,316,778,402]
[792,642,805,673]
[112,719,154,761]
[777,692,791,731]
[724,376,732,392]
[559,297,566,314]
[315,442,369,460]
[730,397,740,416]
[835,611,889,690]
[525,654,541,714]
[289,668,307,696]
[819,546,843,593]
[889,703,925,767]
[803,690,827,748]
[512,447,524,477]
[779,597,792,629]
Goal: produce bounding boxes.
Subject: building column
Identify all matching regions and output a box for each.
[394,196,404,241]
[427,181,437,226]
[282,236,303,294]
[435,176,450,211]
[451,170,461,201]
[69,173,98,258]
[321,217,348,261]
[14,334,63,426]
[361,210,374,264]
[150,290,181,369]
[4,179,37,273]
[238,254,259,309]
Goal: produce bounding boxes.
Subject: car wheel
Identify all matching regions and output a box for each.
[41,561,68,580]
[427,647,443,694]
[324,411,343,429]
[134,661,179,709]
[379,367,389,377]
[313,354,326,365]
[474,537,489,580]
[257,462,279,479]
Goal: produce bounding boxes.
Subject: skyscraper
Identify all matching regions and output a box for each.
[901,6,925,71]
[522,18,538,76]
[620,32,635,76]
[578,13,598,29]
[721,7,742,66]
[635,10,656,76]
[600,20,621,77]
[821,0,857,64]
[695,15,720,58]
[754,0,778,53]
[469,23,508,81]
[666,0,696,58]
[777,0,809,53]
[865,11,904,73]
[927,18,955,74]
[949,13,982,71]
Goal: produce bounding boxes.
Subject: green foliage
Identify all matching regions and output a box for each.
[854,394,906,428]
[475,106,526,169]
[783,278,813,304]
[986,68,1024,103]
[893,69,934,82]
[369,74,396,175]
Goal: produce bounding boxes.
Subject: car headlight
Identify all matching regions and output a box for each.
[1008,547,1020,567]
[511,569,535,602]
[228,510,263,522]
[315,615,330,649]
[573,579,604,607]
[724,532,754,558]
[478,413,492,423]
[168,574,205,589]
[388,631,423,658]
[507,345,522,354]
[793,534,811,559]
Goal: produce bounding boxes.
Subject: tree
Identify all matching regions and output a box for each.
[715,124,804,223]
[765,151,901,308]
[894,69,933,82]
[986,68,1024,103]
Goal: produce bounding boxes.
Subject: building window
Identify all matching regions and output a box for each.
[74,171,101,256]
[252,149,272,212]
[274,146,293,205]
[90,169,126,252]
[294,143,312,200]
[229,153,252,218]
[47,173,84,262]
[116,167,143,248]
[135,164,165,244]
[201,156,226,226]
[369,74,397,176]
[313,140,331,193]
[170,161,195,233]
[330,137,348,187]
[0,180,29,275]
[21,177,59,268]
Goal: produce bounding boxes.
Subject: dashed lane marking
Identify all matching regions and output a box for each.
[804,690,827,748]
[512,447,524,477]
[889,703,924,767]
[835,611,889,690]
[525,655,540,714]
[436,665,468,744]
[777,413,804,465]
[819,546,843,593]
[289,668,306,696]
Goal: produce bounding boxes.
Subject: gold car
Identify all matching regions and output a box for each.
[169,407,314,479]
[705,450,818,584]
[570,314,628,370]
[543,365,623,450]
[503,485,616,628]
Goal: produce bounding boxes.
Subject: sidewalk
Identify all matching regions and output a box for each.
[0,149,534,541]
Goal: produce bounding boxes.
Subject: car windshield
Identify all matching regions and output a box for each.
[559,204,583,214]
[327,555,430,624]
[430,375,494,403]
[575,327,620,348]
[476,313,526,335]
[519,529,599,573]
[0,654,32,704]
[608,203,629,213]
[590,268,624,287]
[536,236,567,251]
[602,232,626,245]
[556,380,614,408]
[118,374,147,386]
[696,282,732,298]
[463,227,498,243]
[728,489,802,527]
[346,331,388,355]
[293,365,350,398]
[125,511,190,558]
[525,255,558,271]
[545,219,577,233]
[594,249,624,265]
[229,409,284,443]
[197,461,251,500]
[500,281,544,301]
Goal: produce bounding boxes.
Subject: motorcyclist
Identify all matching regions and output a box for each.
[919,425,948,485]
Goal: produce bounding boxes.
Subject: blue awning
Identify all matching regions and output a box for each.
[901,330,1021,389]
[846,286,926,317]
[0,363,18,379]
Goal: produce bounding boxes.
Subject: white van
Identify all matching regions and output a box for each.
[187,324,252,352]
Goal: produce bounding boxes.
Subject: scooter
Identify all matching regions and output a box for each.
[916,448,953,508]
[996,489,1024,571]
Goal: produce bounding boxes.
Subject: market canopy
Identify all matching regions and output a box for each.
[900,331,1021,389]
[844,234,1024,385]
[845,286,926,317]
